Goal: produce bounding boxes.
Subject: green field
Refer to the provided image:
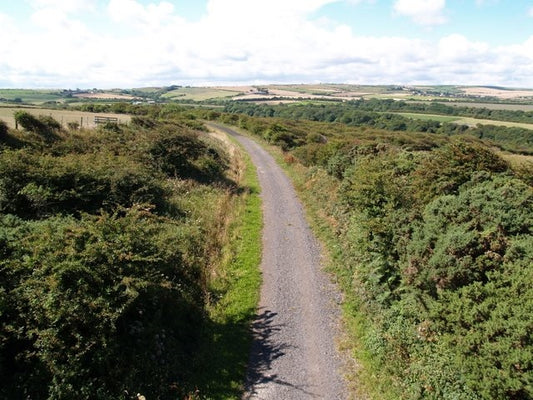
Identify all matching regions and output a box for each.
[456,116,533,129]
[395,112,459,122]
[396,111,533,129]
[161,87,241,101]
[444,101,533,111]
[0,89,65,104]
[0,107,131,128]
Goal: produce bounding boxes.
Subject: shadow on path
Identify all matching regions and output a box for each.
[243,309,318,398]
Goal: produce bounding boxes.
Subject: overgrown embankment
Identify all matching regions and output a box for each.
[0,111,261,399]
[202,110,533,400]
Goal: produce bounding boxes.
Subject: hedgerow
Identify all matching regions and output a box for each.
[0,114,236,398]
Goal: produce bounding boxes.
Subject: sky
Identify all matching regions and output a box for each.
[1,0,532,89]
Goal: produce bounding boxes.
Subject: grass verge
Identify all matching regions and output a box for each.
[191,129,263,399]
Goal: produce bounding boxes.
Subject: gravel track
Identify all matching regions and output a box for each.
[210,124,348,400]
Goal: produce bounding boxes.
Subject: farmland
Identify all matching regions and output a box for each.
[3,85,533,109]
[161,86,243,101]
[0,89,65,104]
[0,107,130,128]
[441,101,533,111]
[396,111,533,130]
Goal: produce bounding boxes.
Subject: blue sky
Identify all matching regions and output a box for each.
[1,0,532,88]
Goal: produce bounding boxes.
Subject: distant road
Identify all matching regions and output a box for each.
[209,123,348,400]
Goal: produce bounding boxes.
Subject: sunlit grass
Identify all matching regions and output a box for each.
[191,128,263,399]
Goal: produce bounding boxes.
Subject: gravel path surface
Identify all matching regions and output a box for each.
[210,124,348,400]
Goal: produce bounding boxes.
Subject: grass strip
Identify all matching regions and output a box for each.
[191,130,263,399]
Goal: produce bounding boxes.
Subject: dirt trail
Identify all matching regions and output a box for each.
[209,123,348,399]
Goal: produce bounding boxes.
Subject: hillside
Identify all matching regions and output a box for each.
[3,85,533,106]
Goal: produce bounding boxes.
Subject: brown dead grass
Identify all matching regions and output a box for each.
[73,92,138,100]
[0,107,131,129]
[461,87,533,99]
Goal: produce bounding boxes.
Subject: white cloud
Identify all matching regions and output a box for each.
[529,6,533,17]
[29,0,96,14]
[438,34,489,62]
[0,0,532,88]
[393,0,447,26]
[107,0,177,28]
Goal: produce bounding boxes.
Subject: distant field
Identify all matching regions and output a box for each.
[396,111,533,130]
[0,107,131,129]
[396,112,459,123]
[461,86,533,99]
[161,87,241,101]
[0,89,64,104]
[73,92,138,100]
[443,101,533,111]
[455,116,533,130]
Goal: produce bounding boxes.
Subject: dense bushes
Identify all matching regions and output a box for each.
[0,151,166,219]
[1,210,204,398]
[0,114,234,398]
[333,141,532,399]
[338,145,532,399]
[14,111,62,141]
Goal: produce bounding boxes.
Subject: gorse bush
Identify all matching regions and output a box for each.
[0,113,234,398]
[0,151,167,219]
[14,111,62,141]
[1,209,203,398]
[340,149,532,399]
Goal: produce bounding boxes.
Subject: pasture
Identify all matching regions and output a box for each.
[0,107,131,129]
[443,101,533,111]
[0,89,64,104]
[395,112,458,123]
[161,87,241,101]
[396,111,533,130]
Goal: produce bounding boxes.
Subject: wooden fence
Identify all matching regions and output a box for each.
[94,116,119,124]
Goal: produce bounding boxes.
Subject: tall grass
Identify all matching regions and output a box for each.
[190,129,263,399]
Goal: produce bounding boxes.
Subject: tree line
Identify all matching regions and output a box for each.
[223,102,533,154]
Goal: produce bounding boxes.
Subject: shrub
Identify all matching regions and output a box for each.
[0,150,166,219]
[0,209,205,398]
[405,174,532,295]
[67,121,80,130]
[0,119,8,137]
[13,111,61,140]
[412,139,509,205]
